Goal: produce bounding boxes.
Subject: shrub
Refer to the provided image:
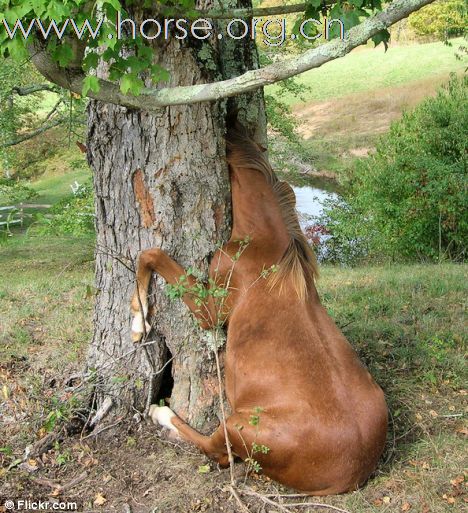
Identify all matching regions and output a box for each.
[36,180,95,236]
[321,75,467,263]
[408,0,466,40]
[0,177,37,204]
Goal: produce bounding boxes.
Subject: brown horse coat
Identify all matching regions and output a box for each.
[131,123,388,495]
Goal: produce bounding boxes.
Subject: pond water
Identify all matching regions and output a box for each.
[293,185,338,227]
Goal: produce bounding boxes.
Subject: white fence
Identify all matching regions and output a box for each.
[0,203,51,228]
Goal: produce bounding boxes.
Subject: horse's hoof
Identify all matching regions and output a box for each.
[131,330,143,343]
[131,312,151,342]
[149,405,180,435]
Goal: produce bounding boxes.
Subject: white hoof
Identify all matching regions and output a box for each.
[149,405,179,434]
[131,312,151,341]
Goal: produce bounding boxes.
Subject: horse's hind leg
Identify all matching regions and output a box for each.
[150,405,229,466]
[131,248,217,341]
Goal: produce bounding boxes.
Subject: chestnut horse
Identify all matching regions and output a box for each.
[130,122,388,495]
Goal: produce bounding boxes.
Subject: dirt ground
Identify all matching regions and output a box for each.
[1,334,466,513]
[293,74,455,143]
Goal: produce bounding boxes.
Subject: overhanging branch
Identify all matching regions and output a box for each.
[174,3,309,19]
[159,1,338,19]
[12,83,60,96]
[30,0,436,112]
[1,118,64,148]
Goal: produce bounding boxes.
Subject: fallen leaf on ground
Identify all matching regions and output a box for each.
[94,493,107,506]
[450,475,464,487]
[442,494,456,505]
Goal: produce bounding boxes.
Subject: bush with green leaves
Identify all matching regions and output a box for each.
[321,75,467,263]
[0,59,43,172]
[36,180,95,235]
[409,0,466,40]
[0,177,37,204]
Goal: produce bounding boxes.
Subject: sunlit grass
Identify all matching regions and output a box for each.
[268,38,465,104]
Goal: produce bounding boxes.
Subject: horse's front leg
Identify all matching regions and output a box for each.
[149,405,230,467]
[130,248,217,341]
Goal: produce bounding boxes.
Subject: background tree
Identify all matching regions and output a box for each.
[0,0,436,428]
[318,75,467,264]
[408,0,466,40]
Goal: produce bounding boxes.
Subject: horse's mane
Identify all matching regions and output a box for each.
[226,123,318,301]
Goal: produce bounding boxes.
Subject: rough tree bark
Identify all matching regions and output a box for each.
[85,1,266,429]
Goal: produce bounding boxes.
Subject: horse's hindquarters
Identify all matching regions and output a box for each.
[225,395,387,496]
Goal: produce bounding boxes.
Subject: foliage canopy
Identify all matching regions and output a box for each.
[0,0,393,99]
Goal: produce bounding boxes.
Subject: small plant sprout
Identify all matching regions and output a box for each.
[245,457,262,473]
[252,442,270,455]
[260,264,279,279]
[234,407,270,477]
[53,441,72,466]
[249,406,265,427]
[232,235,251,262]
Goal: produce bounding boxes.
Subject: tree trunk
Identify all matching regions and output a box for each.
[86,1,265,430]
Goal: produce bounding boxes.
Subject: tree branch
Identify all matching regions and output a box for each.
[170,3,310,19]
[12,83,60,96]
[1,118,64,148]
[30,0,436,112]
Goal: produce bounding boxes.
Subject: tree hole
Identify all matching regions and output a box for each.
[156,348,174,405]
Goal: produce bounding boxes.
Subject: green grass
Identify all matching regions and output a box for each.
[268,38,466,105]
[318,264,467,391]
[319,263,467,512]
[29,166,90,206]
[0,144,91,234]
[0,235,94,368]
[25,144,91,206]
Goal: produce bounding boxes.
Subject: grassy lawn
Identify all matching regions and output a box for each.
[25,144,90,206]
[29,165,90,206]
[0,236,95,368]
[1,143,90,234]
[268,38,466,105]
[1,235,466,511]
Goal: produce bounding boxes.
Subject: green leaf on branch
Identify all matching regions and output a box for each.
[45,2,70,20]
[82,75,100,96]
[372,28,391,50]
[2,38,28,60]
[97,0,122,10]
[341,8,362,31]
[83,51,99,71]
[120,74,144,96]
[150,64,170,84]
[53,44,74,67]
